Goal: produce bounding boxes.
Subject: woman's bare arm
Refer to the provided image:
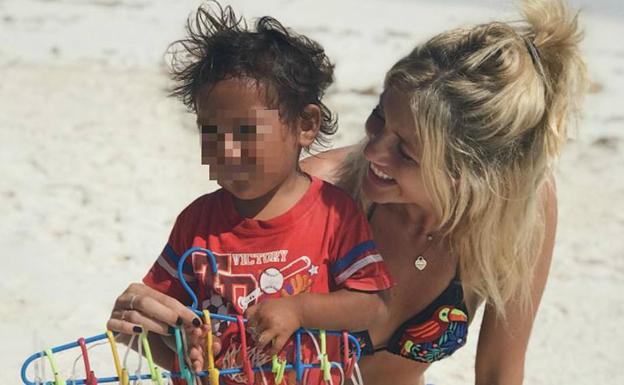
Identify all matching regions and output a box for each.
[474,179,558,385]
[300,145,358,183]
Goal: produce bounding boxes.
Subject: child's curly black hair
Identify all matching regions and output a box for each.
[168,1,337,149]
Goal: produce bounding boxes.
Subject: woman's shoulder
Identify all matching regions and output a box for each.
[300,145,359,184]
[540,173,558,219]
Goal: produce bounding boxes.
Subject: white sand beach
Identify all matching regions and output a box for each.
[1,1,622,384]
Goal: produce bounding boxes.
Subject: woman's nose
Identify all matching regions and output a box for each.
[363,127,393,165]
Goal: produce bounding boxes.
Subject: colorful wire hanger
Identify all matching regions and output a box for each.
[120,333,137,385]
[77,338,97,385]
[271,353,287,384]
[140,331,164,385]
[318,330,331,382]
[172,326,193,385]
[341,331,356,379]
[202,310,219,385]
[43,348,65,385]
[20,246,364,385]
[236,315,254,385]
[105,331,122,382]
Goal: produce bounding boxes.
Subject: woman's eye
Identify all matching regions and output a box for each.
[239,125,256,135]
[200,125,218,134]
[397,143,416,163]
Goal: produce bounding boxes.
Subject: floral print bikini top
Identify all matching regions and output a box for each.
[354,204,470,363]
[353,276,469,363]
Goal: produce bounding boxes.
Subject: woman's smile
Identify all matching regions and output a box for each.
[367,162,398,186]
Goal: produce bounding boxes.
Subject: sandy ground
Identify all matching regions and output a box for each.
[1,1,623,384]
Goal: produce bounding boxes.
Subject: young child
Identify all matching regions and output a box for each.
[142,3,393,384]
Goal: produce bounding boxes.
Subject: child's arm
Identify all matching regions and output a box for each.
[187,324,218,373]
[246,289,389,355]
[246,186,393,355]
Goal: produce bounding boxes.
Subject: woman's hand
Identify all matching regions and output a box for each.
[107,283,222,371]
[107,283,201,335]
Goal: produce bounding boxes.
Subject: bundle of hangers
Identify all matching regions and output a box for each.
[21,247,366,385]
[21,322,363,385]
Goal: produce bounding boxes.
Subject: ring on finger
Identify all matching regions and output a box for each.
[129,294,137,311]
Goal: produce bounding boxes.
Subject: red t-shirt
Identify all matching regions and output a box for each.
[143,176,393,385]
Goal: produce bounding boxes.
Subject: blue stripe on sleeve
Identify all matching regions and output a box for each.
[163,244,194,274]
[330,240,376,275]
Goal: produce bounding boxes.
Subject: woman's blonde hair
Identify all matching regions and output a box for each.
[338,0,588,317]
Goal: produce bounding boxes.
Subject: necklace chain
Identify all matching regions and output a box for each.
[414,233,435,271]
[368,203,438,271]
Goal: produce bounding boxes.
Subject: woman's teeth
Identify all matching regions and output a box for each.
[370,163,394,180]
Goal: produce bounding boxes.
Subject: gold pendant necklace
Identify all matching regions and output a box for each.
[414,234,434,271]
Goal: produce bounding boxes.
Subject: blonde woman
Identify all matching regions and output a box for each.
[108,0,586,383]
[302,0,587,384]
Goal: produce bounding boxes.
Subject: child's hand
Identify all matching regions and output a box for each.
[186,324,221,373]
[245,296,303,355]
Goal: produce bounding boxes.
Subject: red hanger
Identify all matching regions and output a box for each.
[77,337,98,385]
[342,331,355,379]
[236,315,254,385]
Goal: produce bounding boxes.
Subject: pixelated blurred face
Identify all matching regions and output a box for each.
[196,78,299,199]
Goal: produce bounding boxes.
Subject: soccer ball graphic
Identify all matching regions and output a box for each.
[202,292,231,336]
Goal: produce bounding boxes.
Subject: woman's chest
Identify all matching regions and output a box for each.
[367,216,459,346]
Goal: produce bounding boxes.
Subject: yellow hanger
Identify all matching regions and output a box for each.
[120,368,130,385]
[106,330,123,382]
[140,331,164,385]
[203,310,220,385]
[319,330,331,382]
[43,348,66,385]
[271,354,287,384]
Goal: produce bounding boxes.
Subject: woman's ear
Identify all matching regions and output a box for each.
[297,104,321,148]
